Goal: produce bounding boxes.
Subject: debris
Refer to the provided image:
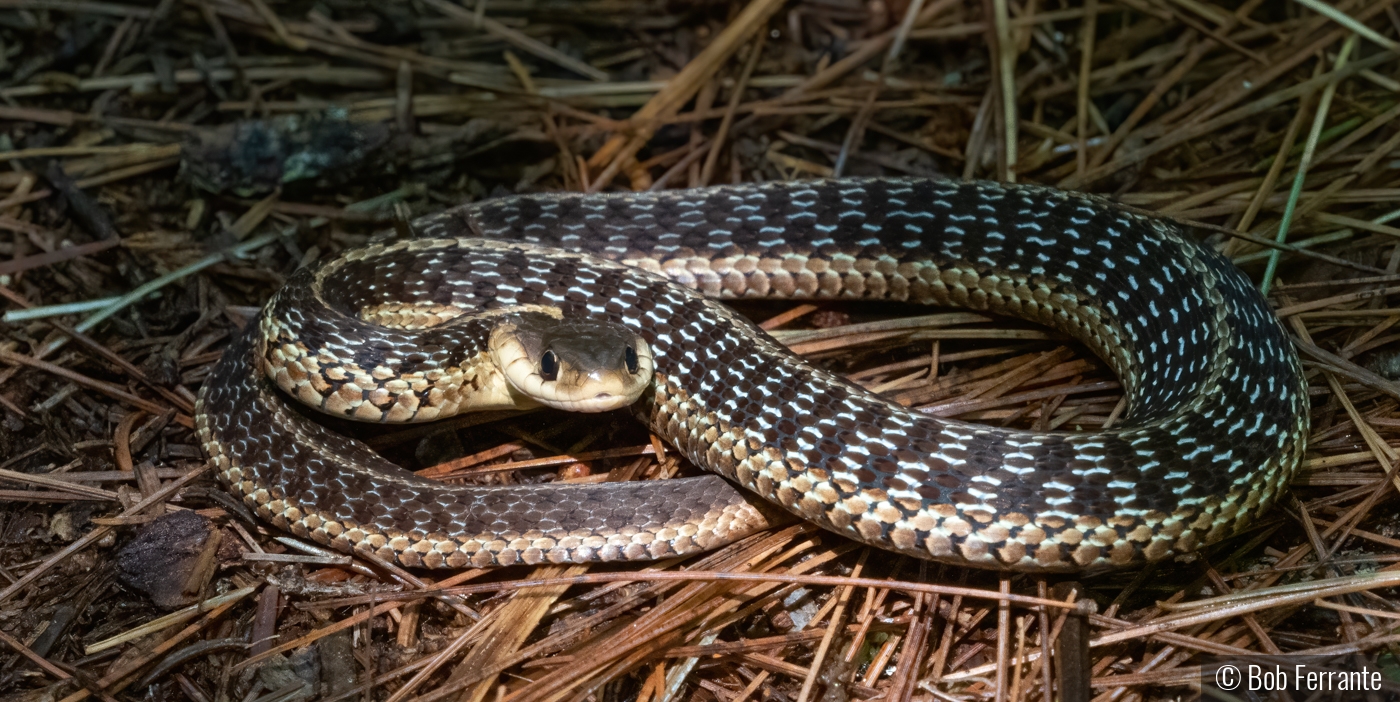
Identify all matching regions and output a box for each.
[116,509,221,609]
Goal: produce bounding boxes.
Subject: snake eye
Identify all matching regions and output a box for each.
[624,346,639,374]
[540,350,558,381]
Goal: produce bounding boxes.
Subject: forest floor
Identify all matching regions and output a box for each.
[2,0,1400,700]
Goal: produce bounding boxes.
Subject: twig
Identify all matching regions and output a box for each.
[419,0,608,81]
[1261,37,1356,294]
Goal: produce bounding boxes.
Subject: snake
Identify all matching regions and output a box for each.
[195,178,1309,572]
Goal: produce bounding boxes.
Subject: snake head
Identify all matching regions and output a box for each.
[488,312,655,413]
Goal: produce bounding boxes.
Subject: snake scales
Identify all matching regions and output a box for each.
[196,178,1309,572]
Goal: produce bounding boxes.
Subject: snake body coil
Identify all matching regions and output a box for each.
[196,178,1309,572]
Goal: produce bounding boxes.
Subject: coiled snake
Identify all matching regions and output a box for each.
[196,178,1309,572]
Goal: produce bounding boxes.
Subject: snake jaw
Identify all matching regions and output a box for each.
[488,313,656,413]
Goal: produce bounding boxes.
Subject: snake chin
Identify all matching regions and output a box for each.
[488,312,656,413]
[537,392,634,413]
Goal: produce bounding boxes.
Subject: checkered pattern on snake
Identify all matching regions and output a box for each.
[195,178,1309,571]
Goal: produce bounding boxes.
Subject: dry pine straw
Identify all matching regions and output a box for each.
[1,0,1400,700]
